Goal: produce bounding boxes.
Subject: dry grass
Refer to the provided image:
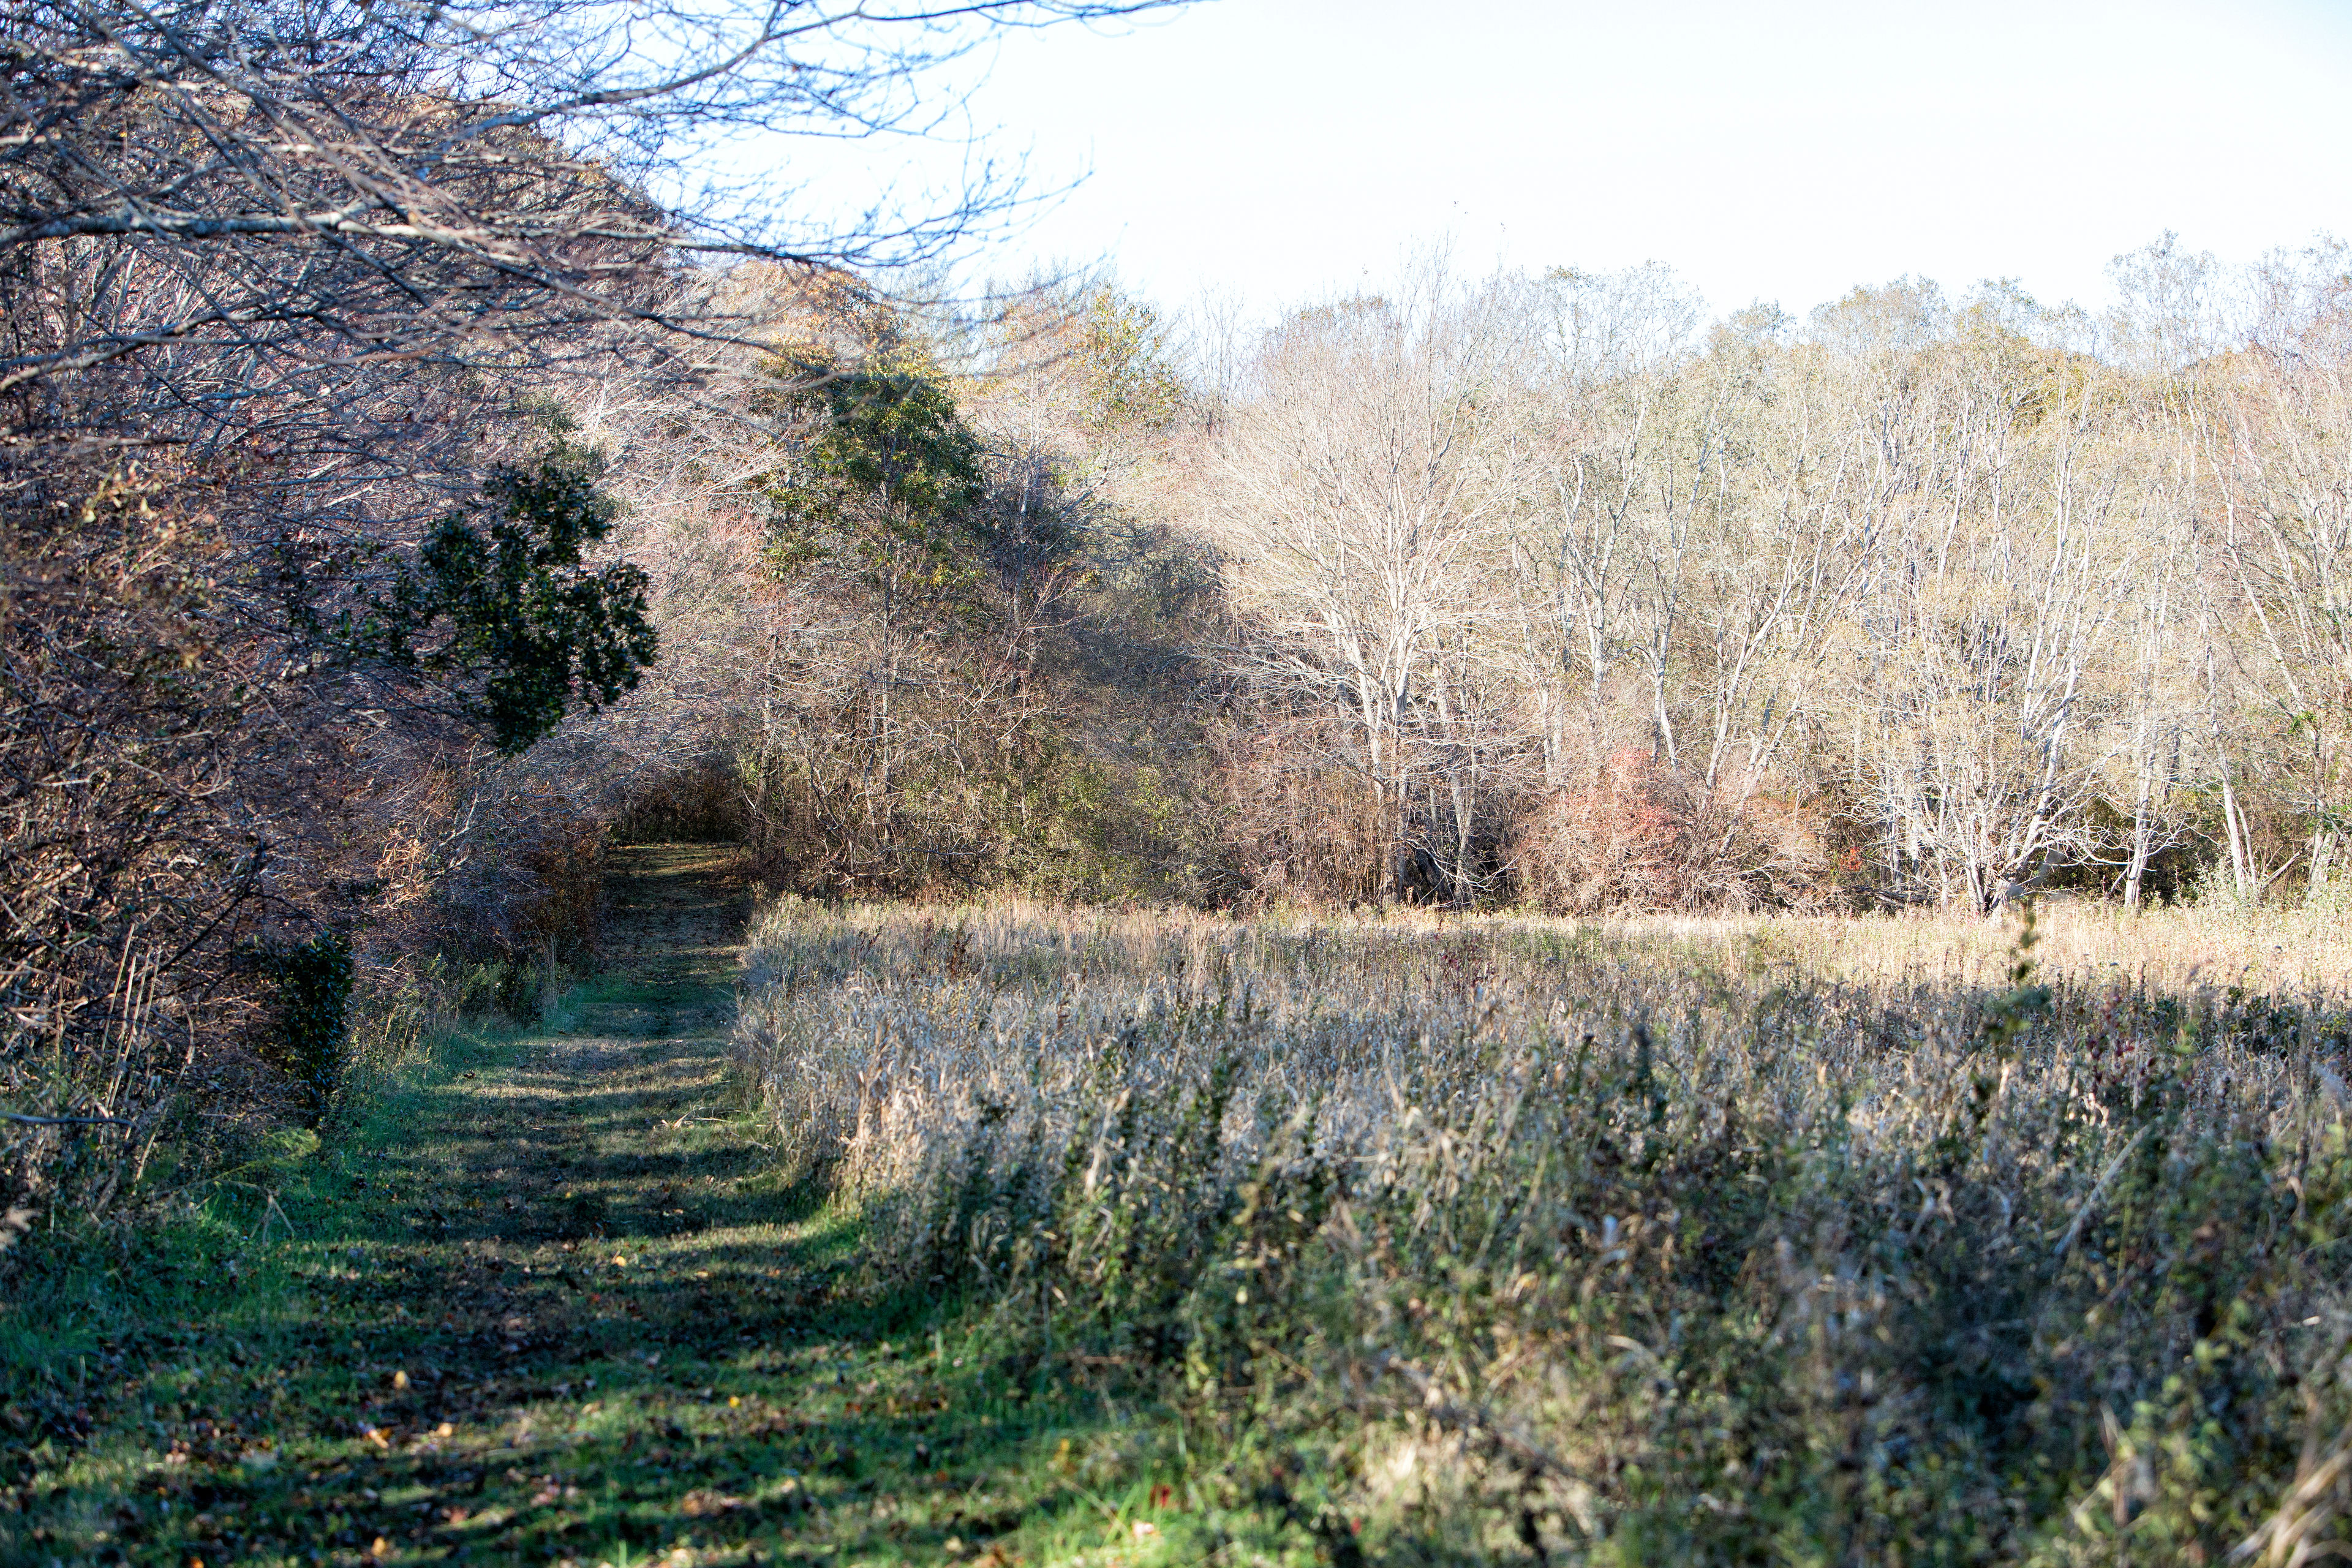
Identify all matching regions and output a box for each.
[1623,900,2352,999]
[735,896,2352,1566]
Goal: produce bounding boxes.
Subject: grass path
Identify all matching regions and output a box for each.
[6,846,1158,1568]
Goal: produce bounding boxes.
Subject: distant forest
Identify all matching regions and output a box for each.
[623,246,2351,924]
[7,0,2352,1215]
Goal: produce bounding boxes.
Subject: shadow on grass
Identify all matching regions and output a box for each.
[2,847,1187,1568]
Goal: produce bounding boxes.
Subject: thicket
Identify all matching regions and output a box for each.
[735,899,2352,1565]
[583,271,1230,906]
[0,0,1169,1235]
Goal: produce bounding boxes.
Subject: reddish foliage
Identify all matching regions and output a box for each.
[1512,750,1830,913]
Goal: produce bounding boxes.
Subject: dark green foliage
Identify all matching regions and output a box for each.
[257,929,354,1125]
[761,357,988,597]
[369,445,657,753]
[793,362,986,521]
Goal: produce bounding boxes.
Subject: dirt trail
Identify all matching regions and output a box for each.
[350,843,788,1373]
[380,842,766,1267]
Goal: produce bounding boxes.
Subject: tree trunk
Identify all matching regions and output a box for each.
[2124,736,2157,911]
[2220,759,2252,900]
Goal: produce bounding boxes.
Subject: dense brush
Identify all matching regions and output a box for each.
[736,898,2352,1565]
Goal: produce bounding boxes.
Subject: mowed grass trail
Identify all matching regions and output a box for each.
[6,846,1159,1568]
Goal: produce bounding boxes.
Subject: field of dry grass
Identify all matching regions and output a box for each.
[735,896,2352,1566]
[1615,900,2352,999]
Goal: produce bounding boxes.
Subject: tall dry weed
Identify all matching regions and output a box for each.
[737,899,2352,1564]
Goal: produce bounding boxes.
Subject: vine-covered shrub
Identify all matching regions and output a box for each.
[356,445,658,755]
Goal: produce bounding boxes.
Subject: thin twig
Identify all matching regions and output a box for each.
[2051,1122,2156,1262]
[4,1112,135,1128]
[2231,1438,2352,1566]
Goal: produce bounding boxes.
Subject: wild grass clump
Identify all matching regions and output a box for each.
[734,899,2352,1565]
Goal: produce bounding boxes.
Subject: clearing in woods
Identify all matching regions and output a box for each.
[13,845,1134,1567]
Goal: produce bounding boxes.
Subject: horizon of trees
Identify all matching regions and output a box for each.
[1186,244,2341,915]
[601,234,2352,926]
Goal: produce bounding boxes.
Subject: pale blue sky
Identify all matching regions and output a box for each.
[750,0,2352,319]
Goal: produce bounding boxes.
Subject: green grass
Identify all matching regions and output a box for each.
[1,848,1240,1568]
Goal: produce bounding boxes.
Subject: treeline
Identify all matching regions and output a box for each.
[630,243,2352,921]
[1191,250,2352,916]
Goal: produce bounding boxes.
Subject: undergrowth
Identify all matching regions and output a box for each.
[734,898,2352,1566]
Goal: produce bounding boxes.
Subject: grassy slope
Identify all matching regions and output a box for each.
[2,846,1202,1568]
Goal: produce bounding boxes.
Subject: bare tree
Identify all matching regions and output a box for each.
[2206,247,2352,905]
[1508,265,1705,787]
[1839,320,2139,911]
[1202,269,1528,903]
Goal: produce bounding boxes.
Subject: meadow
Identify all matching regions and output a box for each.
[733,897,2352,1566]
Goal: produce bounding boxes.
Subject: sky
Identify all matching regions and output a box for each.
[753,0,2352,322]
